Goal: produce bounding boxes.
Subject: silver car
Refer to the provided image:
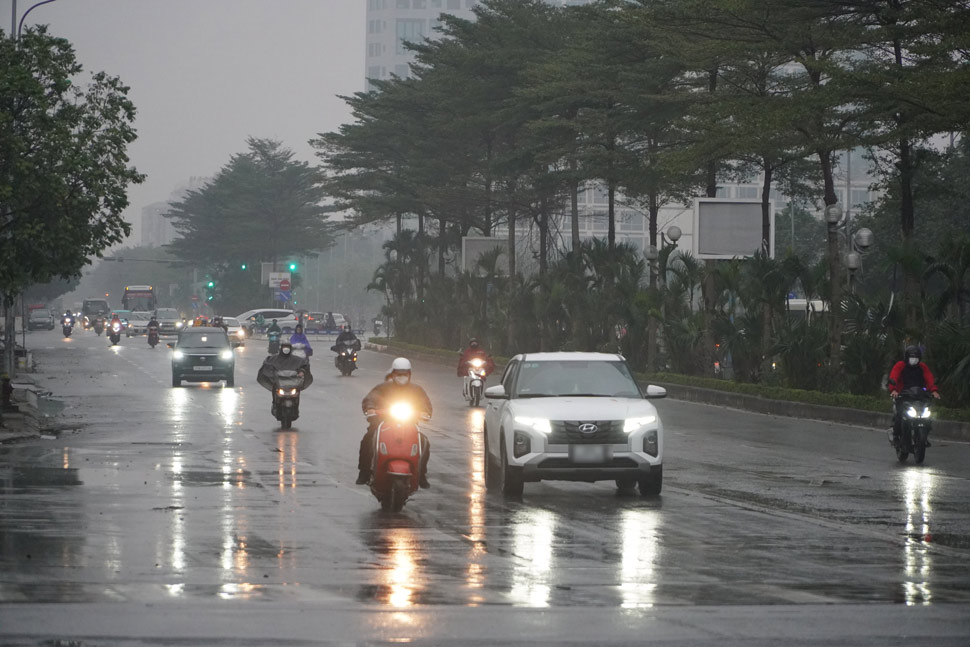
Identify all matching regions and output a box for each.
[483,352,667,498]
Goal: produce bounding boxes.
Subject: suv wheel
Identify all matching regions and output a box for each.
[172,374,181,388]
[638,465,662,497]
[500,436,524,498]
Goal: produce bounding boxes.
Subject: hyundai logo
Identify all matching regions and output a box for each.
[578,423,598,434]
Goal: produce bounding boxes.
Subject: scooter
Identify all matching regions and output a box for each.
[267,331,281,354]
[332,341,360,376]
[93,317,104,336]
[108,321,122,346]
[147,328,160,348]
[366,402,427,512]
[271,369,307,430]
[462,357,488,407]
[889,385,934,464]
[62,317,74,338]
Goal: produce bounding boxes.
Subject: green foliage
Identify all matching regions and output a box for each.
[0,26,143,296]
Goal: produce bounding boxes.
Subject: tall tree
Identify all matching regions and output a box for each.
[1,27,143,377]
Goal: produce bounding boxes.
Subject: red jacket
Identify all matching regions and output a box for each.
[888,360,938,394]
[458,348,495,377]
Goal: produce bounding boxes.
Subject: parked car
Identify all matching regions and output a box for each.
[483,352,667,498]
[169,327,237,387]
[28,308,55,331]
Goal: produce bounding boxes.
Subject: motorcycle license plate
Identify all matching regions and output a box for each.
[569,444,611,464]
[193,365,213,371]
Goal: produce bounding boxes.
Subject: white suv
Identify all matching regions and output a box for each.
[483,352,667,498]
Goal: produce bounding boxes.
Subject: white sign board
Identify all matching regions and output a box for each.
[693,198,774,259]
[268,271,291,288]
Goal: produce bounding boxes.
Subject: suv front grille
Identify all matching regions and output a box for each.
[548,420,627,445]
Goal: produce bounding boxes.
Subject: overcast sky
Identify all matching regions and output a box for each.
[4,0,366,241]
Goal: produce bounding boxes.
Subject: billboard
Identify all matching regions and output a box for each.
[693,198,774,259]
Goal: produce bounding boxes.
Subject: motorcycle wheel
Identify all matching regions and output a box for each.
[280,417,292,430]
[895,444,910,463]
[388,478,408,513]
[470,389,481,408]
[914,439,926,465]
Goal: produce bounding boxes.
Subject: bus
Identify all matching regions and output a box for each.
[122,285,156,312]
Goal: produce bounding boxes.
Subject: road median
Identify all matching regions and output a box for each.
[365,339,970,442]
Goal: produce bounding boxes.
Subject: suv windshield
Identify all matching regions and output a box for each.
[156,309,179,319]
[177,332,229,349]
[31,309,51,318]
[514,360,642,398]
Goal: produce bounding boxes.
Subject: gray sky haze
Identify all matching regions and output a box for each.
[4,0,366,242]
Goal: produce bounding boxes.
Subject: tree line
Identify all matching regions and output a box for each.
[316,0,970,405]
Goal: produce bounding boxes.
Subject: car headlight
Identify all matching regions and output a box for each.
[220,350,234,361]
[175,321,183,328]
[236,329,245,337]
[624,415,657,433]
[514,416,551,434]
[172,350,184,360]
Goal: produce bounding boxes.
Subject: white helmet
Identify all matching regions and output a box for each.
[389,357,412,374]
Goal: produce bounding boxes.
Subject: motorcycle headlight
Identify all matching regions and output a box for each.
[172,350,184,360]
[470,358,484,368]
[220,350,234,361]
[514,416,551,434]
[920,408,932,419]
[624,415,657,433]
[906,406,919,418]
[277,388,285,396]
[389,402,415,422]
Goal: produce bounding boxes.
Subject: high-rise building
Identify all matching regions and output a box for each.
[139,177,207,248]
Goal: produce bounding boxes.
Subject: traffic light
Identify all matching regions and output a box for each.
[240,263,247,270]
[204,278,217,302]
[288,262,297,271]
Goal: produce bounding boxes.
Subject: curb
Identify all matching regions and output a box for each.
[365,342,970,443]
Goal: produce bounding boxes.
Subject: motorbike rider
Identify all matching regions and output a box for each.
[62,310,75,326]
[147,315,160,337]
[256,341,313,415]
[266,319,282,336]
[888,345,941,444]
[333,325,361,353]
[109,313,122,330]
[457,338,495,378]
[357,357,432,488]
[289,324,313,357]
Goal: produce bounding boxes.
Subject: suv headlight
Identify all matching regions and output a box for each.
[172,350,184,360]
[514,416,551,434]
[220,350,234,361]
[624,415,657,433]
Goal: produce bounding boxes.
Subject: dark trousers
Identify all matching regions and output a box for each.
[359,423,430,478]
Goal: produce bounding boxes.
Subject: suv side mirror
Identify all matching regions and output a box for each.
[166,343,174,349]
[484,385,508,400]
[644,385,667,399]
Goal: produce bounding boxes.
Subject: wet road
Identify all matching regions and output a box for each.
[1,328,969,645]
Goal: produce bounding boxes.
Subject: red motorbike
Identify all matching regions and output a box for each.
[366,402,427,512]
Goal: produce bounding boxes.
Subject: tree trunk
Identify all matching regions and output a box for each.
[3,293,17,379]
[819,148,842,369]
[647,193,660,372]
[570,161,581,253]
[538,199,549,277]
[702,156,718,376]
[438,217,446,276]
[607,179,616,252]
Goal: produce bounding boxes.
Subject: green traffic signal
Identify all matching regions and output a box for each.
[288,262,297,271]
[240,263,247,270]
[207,280,215,288]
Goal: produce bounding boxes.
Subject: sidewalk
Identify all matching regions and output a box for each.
[0,374,48,443]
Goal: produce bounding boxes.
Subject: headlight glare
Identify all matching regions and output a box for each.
[514,416,551,434]
[389,402,414,422]
[624,415,657,433]
[906,406,919,418]
[220,350,234,361]
[920,408,932,419]
[172,350,184,360]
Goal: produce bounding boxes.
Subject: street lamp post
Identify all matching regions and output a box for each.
[12,1,59,40]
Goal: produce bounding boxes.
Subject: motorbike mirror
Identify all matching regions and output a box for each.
[644,385,667,399]
[484,385,508,400]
